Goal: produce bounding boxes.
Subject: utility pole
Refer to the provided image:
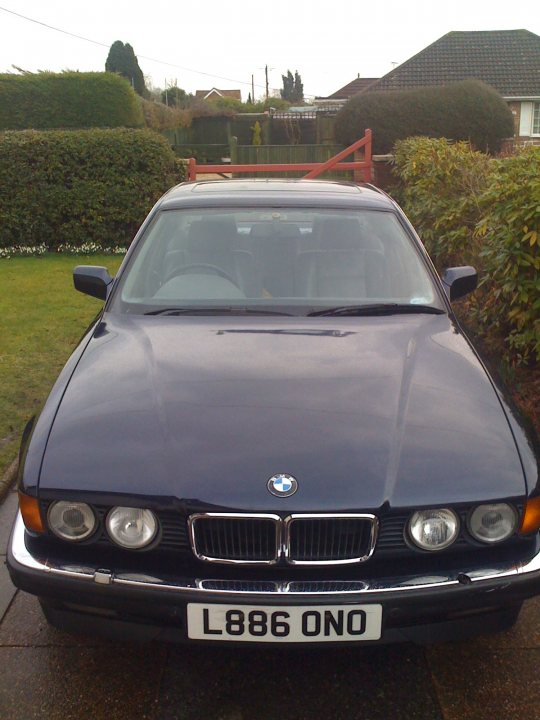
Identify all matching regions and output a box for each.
[265,65,269,100]
[252,74,255,103]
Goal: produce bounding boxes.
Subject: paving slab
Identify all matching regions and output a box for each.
[156,644,443,720]
[428,642,540,720]
[0,645,167,720]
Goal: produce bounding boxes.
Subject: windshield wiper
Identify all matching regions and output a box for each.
[307,303,445,317]
[144,306,294,316]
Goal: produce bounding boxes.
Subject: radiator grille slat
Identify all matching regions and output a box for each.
[192,517,278,562]
[288,517,373,563]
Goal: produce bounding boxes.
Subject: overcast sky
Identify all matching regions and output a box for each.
[1,0,539,99]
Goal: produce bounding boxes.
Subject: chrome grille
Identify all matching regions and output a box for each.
[285,514,377,565]
[189,513,377,565]
[189,514,280,564]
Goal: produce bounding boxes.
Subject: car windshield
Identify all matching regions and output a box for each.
[111,207,441,315]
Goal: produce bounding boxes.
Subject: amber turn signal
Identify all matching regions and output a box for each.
[18,492,44,533]
[520,497,540,535]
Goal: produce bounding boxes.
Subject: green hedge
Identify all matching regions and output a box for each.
[335,80,514,154]
[0,129,184,248]
[476,148,540,363]
[393,137,493,267]
[393,137,540,364]
[0,72,144,129]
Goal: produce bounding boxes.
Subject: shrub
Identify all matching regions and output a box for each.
[0,72,144,129]
[335,80,514,154]
[140,97,191,130]
[393,137,493,268]
[393,136,540,365]
[0,129,184,249]
[475,147,540,363]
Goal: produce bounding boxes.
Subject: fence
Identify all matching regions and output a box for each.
[233,144,346,178]
[186,130,373,183]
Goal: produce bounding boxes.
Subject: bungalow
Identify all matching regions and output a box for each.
[332,30,540,143]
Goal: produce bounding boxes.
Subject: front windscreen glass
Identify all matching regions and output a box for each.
[111,207,441,314]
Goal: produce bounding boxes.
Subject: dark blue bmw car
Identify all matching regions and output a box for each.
[8,179,540,645]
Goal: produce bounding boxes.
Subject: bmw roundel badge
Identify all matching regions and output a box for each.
[267,474,298,497]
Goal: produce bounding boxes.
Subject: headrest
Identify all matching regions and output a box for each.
[187,217,237,253]
[314,217,362,250]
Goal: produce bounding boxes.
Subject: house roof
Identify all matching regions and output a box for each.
[195,88,242,101]
[368,30,540,97]
[325,77,379,99]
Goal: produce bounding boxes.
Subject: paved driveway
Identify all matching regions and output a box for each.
[2,489,540,720]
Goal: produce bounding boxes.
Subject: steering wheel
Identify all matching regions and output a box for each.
[164,263,241,288]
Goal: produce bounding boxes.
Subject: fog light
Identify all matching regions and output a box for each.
[48,501,96,541]
[408,509,459,551]
[106,507,158,549]
[469,503,517,543]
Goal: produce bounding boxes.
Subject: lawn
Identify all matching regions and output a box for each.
[0,253,123,477]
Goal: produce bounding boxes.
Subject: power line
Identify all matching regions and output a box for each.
[0,5,268,90]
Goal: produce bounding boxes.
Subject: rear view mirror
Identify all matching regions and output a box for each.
[73,266,113,300]
[442,266,477,301]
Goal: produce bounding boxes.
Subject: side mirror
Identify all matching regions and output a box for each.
[442,266,477,301]
[73,266,113,300]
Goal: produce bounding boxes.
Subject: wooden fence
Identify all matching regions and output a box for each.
[233,144,347,178]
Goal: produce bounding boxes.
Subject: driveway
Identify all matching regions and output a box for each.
[2,488,540,720]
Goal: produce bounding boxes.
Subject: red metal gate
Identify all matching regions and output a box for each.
[186,129,372,182]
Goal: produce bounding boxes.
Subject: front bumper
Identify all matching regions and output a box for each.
[8,512,540,644]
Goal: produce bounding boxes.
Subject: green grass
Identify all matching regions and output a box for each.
[0,253,123,476]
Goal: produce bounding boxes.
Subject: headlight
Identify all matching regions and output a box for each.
[106,507,158,549]
[469,503,517,544]
[408,509,459,551]
[48,501,96,541]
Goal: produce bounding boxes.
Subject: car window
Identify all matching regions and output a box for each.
[112,208,440,314]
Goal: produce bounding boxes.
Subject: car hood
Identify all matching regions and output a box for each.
[39,313,525,511]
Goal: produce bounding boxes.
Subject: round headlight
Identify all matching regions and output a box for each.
[106,507,158,549]
[48,501,96,541]
[408,509,459,551]
[469,503,517,544]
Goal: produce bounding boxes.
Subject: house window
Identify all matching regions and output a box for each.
[533,103,540,135]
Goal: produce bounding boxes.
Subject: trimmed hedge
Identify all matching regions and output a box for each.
[0,72,144,129]
[335,80,514,154]
[0,129,184,248]
[393,137,540,364]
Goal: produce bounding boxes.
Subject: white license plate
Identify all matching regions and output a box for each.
[187,603,382,643]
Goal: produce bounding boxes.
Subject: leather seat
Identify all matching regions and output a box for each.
[166,218,261,297]
[249,222,300,297]
[295,216,388,299]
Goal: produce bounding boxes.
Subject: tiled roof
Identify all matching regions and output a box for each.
[326,77,379,99]
[195,88,242,100]
[368,30,540,97]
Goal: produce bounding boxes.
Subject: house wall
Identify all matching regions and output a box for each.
[505,100,540,145]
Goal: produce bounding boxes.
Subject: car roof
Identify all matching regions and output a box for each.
[159,179,394,211]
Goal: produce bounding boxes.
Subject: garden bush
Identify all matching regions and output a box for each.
[393,137,493,267]
[0,72,144,129]
[475,147,540,363]
[393,136,540,365]
[335,80,514,154]
[140,97,191,130]
[0,129,184,249]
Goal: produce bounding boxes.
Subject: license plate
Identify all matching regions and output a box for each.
[187,603,382,642]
